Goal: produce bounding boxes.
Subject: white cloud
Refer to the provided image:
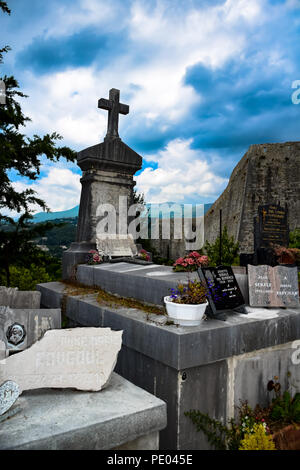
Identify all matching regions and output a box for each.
[12,168,81,213]
[19,0,265,149]
[135,138,228,203]
[8,0,268,210]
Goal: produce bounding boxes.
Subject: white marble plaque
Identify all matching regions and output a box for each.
[96,234,138,258]
[0,328,123,392]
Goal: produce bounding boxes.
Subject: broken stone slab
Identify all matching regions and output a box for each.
[0,287,41,309]
[0,306,61,352]
[0,327,123,392]
[0,380,20,415]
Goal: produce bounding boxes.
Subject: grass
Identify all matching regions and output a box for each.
[62,280,165,316]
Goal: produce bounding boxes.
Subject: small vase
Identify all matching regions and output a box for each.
[164,296,208,326]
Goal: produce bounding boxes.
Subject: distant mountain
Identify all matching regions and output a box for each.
[32,206,79,223]
[32,202,213,223]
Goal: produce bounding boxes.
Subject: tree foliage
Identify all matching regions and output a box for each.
[0,2,76,286]
[203,226,240,266]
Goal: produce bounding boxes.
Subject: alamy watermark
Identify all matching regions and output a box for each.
[95,197,205,249]
[0,79,6,105]
[291,80,300,104]
[291,340,300,365]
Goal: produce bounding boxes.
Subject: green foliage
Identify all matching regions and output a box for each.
[0,2,10,64]
[0,216,64,285]
[184,410,239,450]
[0,4,76,285]
[0,74,76,216]
[270,391,300,423]
[289,228,300,249]
[239,423,276,450]
[0,264,52,291]
[132,188,146,206]
[204,226,239,266]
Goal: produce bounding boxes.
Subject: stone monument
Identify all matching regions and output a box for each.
[63,89,142,279]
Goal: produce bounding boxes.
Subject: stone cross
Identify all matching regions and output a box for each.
[98,88,129,139]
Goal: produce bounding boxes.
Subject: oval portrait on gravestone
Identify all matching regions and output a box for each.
[6,323,26,346]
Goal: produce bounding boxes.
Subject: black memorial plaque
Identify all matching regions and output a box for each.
[254,204,289,250]
[198,266,246,318]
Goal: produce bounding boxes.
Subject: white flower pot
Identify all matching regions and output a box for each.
[164,296,208,326]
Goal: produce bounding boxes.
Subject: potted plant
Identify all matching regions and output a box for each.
[173,251,209,272]
[164,280,208,326]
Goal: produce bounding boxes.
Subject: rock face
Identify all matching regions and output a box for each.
[204,142,300,253]
[0,327,123,392]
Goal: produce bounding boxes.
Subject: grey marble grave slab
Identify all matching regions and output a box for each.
[0,287,41,309]
[0,373,167,450]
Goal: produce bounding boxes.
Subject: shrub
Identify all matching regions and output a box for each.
[204,226,239,266]
[239,423,276,450]
[0,264,52,290]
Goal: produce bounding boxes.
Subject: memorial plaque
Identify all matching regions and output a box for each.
[0,328,123,392]
[254,204,289,250]
[248,264,299,308]
[198,266,245,317]
[0,307,61,352]
[96,234,138,259]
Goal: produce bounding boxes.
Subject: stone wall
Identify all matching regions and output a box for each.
[204,142,300,253]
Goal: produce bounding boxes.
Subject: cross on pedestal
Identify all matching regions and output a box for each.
[98,88,129,140]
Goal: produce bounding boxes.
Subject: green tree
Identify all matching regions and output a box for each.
[204,226,239,266]
[0,2,76,286]
[289,228,300,249]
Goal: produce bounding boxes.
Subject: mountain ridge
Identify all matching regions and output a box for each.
[32,202,213,223]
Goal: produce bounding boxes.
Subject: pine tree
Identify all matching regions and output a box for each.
[0,2,76,285]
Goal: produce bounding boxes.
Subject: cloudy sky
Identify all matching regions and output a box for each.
[1,0,300,213]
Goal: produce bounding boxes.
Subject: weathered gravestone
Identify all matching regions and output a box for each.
[254,204,289,249]
[62,88,142,279]
[254,204,289,265]
[240,204,289,267]
[96,233,138,259]
[248,264,299,308]
[0,287,41,309]
[198,266,246,320]
[0,306,61,352]
[0,328,123,392]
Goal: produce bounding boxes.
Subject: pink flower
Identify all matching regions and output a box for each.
[175,257,185,265]
[199,255,209,266]
[190,251,201,258]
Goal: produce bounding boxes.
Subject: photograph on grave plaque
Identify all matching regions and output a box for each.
[198,266,245,316]
[6,323,26,347]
